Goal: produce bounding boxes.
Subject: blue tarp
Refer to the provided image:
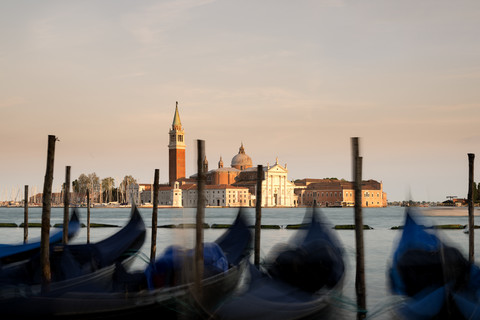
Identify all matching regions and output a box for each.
[145,242,228,290]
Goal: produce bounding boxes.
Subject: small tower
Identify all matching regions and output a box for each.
[218,156,224,169]
[203,155,209,173]
[168,101,186,185]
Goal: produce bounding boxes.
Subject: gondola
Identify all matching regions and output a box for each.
[213,207,345,320]
[388,208,476,319]
[0,204,146,316]
[0,207,252,319]
[0,210,81,266]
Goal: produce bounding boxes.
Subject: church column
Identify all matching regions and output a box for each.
[264,171,268,207]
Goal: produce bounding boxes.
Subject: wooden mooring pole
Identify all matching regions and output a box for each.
[150,169,159,263]
[352,137,366,319]
[468,153,475,263]
[40,134,57,293]
[87,188,91,244]
[195,139,206,298]
[24,185,28,244]
[254,165,263,268]
[63,166,71,244]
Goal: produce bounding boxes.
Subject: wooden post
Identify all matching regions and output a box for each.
[87,188,91,244]
[40,134,57,293]
[352,137,366,319]
[468,153,475,263]
[195,139,205,298]
[150,169,159,263]
[63,166,71,244]
[24,185,28,244]
[254,165,263,268]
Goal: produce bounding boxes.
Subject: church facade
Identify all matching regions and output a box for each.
[232,159,297,207]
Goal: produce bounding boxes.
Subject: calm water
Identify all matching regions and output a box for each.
[0,206,478,319]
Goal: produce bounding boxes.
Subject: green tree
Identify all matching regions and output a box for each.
[474,181,479,203]
[102,177,115,203]
[74,173,100,203]
[477,182,480,202]
[119,175,137,204]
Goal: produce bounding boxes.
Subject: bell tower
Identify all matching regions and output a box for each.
[169,101,186,185]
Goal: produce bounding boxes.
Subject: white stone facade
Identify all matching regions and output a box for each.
[182,185,250,208]
[261,162,296,207]
[158,182,182,207]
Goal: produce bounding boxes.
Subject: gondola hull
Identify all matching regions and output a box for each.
[214,207,345,320]
[388,208,479,320]
[0,206,146,319]
[0,208,252,319]
[2,259,246,319]
[0,210,81,266]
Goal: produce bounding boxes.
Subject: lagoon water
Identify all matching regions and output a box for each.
[0,206,478,319]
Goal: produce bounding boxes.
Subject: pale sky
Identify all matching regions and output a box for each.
[1,0,479,202]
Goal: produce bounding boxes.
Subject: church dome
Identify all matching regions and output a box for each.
[231,143,252,170]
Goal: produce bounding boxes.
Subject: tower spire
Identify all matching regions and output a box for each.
[172,101,182,130]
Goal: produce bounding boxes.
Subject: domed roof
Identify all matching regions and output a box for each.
[231,143,252,169]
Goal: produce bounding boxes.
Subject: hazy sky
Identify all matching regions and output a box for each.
[1,0,479,202]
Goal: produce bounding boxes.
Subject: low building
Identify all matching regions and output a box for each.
[182,184,250,208]
[295,179,387,207]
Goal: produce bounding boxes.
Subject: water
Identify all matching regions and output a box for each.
[0,206,478,319]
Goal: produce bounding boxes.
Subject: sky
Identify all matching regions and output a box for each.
[1,0,479,202]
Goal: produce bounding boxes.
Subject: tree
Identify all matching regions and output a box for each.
[74,173,100,203]
[474,181,479,203]
[119,175,137,204]
[478,182,480,202]
[102,177,115,203]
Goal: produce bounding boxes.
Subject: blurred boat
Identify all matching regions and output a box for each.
[0,210,81,266]
[388,208,478,319]
[213,207,345,320]
[0,208,251,319]
[0,204,146,316]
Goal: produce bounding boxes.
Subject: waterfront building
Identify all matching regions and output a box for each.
[182,184,251,208]
[127,103,386,209]
[159,182,183,207]
[126,183,140,205]
[294,178,387,207]
[233,158,297,207]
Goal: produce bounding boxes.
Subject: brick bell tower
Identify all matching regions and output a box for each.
[168,101,186,185]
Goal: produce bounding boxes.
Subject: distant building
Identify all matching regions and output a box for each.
[203,156,241,185]
[169,102,186,185]
[182,184,250,208]
[233,159,297,207]
[294,179,387,207]
[130,103,387,209]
